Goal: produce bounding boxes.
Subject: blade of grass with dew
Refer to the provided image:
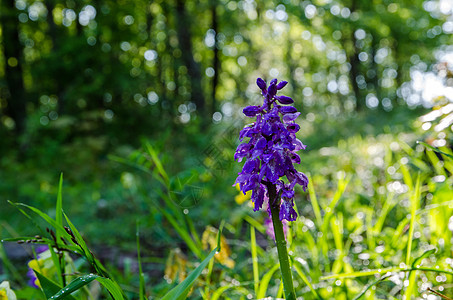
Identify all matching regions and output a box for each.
[406,175,421,265]
[439,146,453,173]
[108,155,154,177]
[211,285,233,300]
[319,174,351,271]
[257,264,279,299]
[96,277,125,300]
[243,215,266,234]
[294,261,322,300]
[330,214,344,275]
[145,142,170,186]
[49,274,99,300]
[391,216,410,250]
[250,225,259,296]
[365,207,376,252]
[204,250,216,299]
[33,270,76,300]
[161,227,222,300]
[157,206,202,258]
[399,157,413,191]
[48,244,64,286]
[212,285,251,300]
[52,174,65,286]
[307,173,322,228]
[322,266,453,280]
[417,141,453,160]
[55,173,64,241]
[184,212,202,249]
[204,223,224,300]
[321,267,400,280]
[412,248,436,269]
[405,248,437,300]
[277,280,284,298]
[351,274,391,300]
[63,212,110,278]
[136,222,146,300]
[10,202,75,246]
[426,148,448,176]
[373,192,396,235]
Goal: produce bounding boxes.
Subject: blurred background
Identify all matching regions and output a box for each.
[1,0,453,298]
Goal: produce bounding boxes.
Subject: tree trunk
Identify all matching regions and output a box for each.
[44,0,66,114]
[211,1,219,117]
[346,0,362,111]
[2,0,27,135]
[175,0,206,121]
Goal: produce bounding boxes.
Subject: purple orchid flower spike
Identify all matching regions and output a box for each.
[234,77,308,222]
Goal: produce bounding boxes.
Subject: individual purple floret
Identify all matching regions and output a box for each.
[234,78,308,222]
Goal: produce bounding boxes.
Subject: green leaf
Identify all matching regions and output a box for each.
[33,270,76,300]
[161,229,222,300]
[49,274,99,300]
[96,277,125,300]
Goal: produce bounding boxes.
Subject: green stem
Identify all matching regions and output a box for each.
[268,183,296,300]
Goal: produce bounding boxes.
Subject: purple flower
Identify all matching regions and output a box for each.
[264,217,288,240]
[234,78,308,222]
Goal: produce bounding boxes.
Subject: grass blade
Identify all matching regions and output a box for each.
[406,174,420,266]
[49,274,99,300]
[257,264,279,298]
[352,274,391,300]
[161,228,222,300]
[136,223,146,300]
[307,173,322,228]
[34,270,76,300]
[250,225,259,296]
[294,261,322,300]
[417,141,453,160]
[55,173,64,241]
[96,277,125,300]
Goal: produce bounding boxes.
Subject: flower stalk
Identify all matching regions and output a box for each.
[268,183,296,300]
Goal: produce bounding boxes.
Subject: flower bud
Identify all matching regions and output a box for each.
[277,95,294,104]
[256,78,267,90]
[276,81,288,89]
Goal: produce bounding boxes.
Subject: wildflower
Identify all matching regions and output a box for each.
[27,245,49,289]
[0,281,17,300]
[27,245,75,289]
[234,78,308,222]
